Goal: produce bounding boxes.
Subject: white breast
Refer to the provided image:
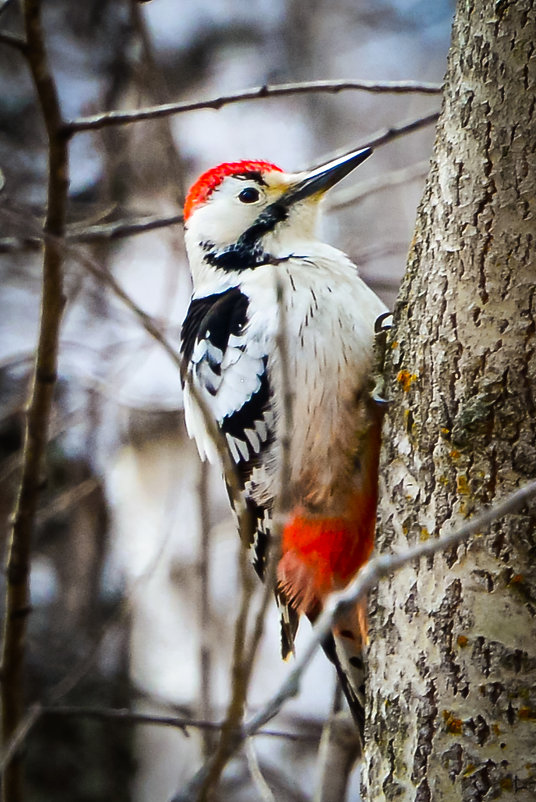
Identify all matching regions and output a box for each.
[240,244,387,511]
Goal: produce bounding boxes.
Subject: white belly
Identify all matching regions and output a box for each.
[240,247,387,512]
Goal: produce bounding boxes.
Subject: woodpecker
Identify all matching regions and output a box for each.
[180,148,387,736]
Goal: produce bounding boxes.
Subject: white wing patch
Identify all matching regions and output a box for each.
[191,335,266,426]
[181,289,274,470]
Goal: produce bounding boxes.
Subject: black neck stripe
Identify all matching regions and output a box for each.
[201,201,289,272]
[238,202,288,248]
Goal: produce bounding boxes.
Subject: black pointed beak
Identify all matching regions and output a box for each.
[281,147,372,207]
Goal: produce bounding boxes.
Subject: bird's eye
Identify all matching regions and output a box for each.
[238,187,260,204]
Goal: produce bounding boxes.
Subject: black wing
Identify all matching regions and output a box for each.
[181,288,273,566]
[181,287,299,657]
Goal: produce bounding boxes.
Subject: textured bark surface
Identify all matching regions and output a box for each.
[363,1,536,800]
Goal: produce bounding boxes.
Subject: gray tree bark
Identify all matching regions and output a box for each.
[363,1,536,800]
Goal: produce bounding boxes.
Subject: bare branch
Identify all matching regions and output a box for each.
[0,0,15,16]
[245,739,276,802]
[62,79,441,135]
[129,0,186,201]
[186,519,257,801]
[0,31,26,51]
[0,211,184,252]
[0,235,40,252]
[68,212,184,242]
[72,237,184,368]
[313,712,361,802]
[36,477,100,524]
[1,1,68,799]
[40,706,319,742]
[360,111,439,152]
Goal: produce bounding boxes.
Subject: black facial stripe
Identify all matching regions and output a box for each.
[238,202,288,249]
[202,202,289,271]
[197,193,289,272]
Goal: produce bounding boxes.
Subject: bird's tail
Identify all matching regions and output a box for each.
[322,597,368,741]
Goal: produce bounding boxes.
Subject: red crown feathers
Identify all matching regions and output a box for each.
[183,160,283,221]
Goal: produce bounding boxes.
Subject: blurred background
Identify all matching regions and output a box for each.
[0,1,453,799]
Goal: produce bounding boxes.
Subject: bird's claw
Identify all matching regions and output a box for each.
[371,312,393,406]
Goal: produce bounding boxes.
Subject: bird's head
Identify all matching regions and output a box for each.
[183,147,372,285]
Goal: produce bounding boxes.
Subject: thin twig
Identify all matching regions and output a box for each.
[1,1,68,800]
[0,212,183,251]
[73,237,183,367]
[245,739,276,802]
[129,0,186,201]
[36,477,99,524]
[62,79,442,136]
[187,537,257,802]
[0,30,26,51]
[45,706,188,734]
[68,212,184,241]
[197,461,214,758]
[313,712,361,802]
[40,706,319,742]
[0,0,15,16]
[361,111,439,152]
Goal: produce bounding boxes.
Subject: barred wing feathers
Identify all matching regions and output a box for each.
[180,288,299,655]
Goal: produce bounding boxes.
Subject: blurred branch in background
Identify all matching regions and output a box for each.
[62,79,442,135]
[245,738,276,802]
[313,712,361,802]
[0,30,25,50]
[129,0,186,202]
[42,706,320,743]
[1,1,68,800]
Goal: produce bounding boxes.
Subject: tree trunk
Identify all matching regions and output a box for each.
[363,1,536,800]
